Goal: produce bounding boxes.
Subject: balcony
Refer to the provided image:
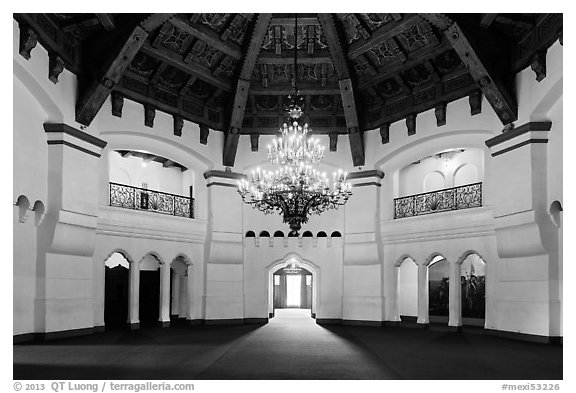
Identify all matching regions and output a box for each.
[394,182,482,219]
[109,182,194,219]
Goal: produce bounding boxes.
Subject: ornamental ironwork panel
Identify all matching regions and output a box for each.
[109,182,194,218]
[394,182,482,219]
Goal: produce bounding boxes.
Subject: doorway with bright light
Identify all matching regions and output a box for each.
[272,262,313,317]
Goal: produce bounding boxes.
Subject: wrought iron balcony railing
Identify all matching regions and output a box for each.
[394,182,482,219]
[109,182,194,219]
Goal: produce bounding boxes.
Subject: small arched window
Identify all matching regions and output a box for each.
[302,231,313,237]
[317,231,327,237]
[274,230,285,237]
[331,231,342,237]
[245,230,256,237]
[259,230,270,237]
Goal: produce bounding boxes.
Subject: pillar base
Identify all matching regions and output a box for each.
[159,321,170,328]
[129,322,140,330]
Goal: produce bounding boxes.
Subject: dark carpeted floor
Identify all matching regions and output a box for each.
[13,309,562,380]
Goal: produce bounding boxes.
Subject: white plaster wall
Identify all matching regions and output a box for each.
[243,239,343,320]
[12,16,563,338]
[399,148,484,196]
[108,152,189,196]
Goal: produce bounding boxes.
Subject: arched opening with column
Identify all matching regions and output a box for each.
[170,255,191,323]
[139,253,163,326]
[104,251,132,328]
[427,254,450,324]
[458,251,487,327]
[395,255,418,322]
[266,254,319,319]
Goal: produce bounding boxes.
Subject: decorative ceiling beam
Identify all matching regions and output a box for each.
[273,17,320,26]
[257,51,332,64]
[358,39,448,89]
[75,14,174,126]
[480,14,498,28]
[318,13,364,167]
[95,13,116,31]
[170,17,242,60]
[114,85,223,130]
[224,13,273,167]
[140,43,233,92]
[420,13,517,125]
[249,84,341,95]
[347,15,420,59]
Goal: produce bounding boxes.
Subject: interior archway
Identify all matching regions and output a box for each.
[139,253,162,326]
[459,252,487,327]
[170,256,189,323]
[267,255,319,320]
[428,255,449,324]
[397,256,418,321]
[104,252,130,328]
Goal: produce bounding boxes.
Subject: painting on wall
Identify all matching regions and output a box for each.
[461,254,486,319]
[428,258,450,317]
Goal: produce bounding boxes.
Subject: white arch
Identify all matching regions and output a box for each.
[453,163,479,187]
[375,129,493,173]
[14,59,64,122]
[266,253,320,318]
[100,130,213,172]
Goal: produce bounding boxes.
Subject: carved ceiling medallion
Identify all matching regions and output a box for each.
[162,25,189,53]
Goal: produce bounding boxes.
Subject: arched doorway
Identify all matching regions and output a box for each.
[104,252,130,328]
[459,252,486,327]
[396,256,418,322]
[170,256,189,323]
[139,254,161,326]
[428,255,449,324]
[267,255,318,319]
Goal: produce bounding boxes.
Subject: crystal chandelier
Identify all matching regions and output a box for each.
[237,15,352,236]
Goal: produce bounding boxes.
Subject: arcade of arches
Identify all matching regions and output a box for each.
[12,14,563,381]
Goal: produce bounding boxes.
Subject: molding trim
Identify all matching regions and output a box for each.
[347,169,385,180]
[484,329,563,345]
[44,123,108,149]
[243,318,269,325]
[485,121,552,148]
[206,182,238,188]
[352,181,381,188]
[491,139,548,157]
[205,318,245,325]
[47,140,101,157]
[315,318,342,325]
[203,170,246,180]
[13,333,35,344]
[342,319,382,327]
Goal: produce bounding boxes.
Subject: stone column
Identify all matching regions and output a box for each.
[186,264,194,320]
[417,263,429,325]
[204,170,245,323]
[485,121,560,340]
[343,170,385,324]
[35,124,107,337]
[128,260,140,329]
[171,270,180,317]
[159,263,171,327]
[448,261,462,329]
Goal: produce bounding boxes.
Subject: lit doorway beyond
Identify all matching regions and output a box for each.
[272,262,312,314]
[286,275,302,307]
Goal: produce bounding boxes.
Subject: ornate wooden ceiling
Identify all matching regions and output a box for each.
[15,13,562,167]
